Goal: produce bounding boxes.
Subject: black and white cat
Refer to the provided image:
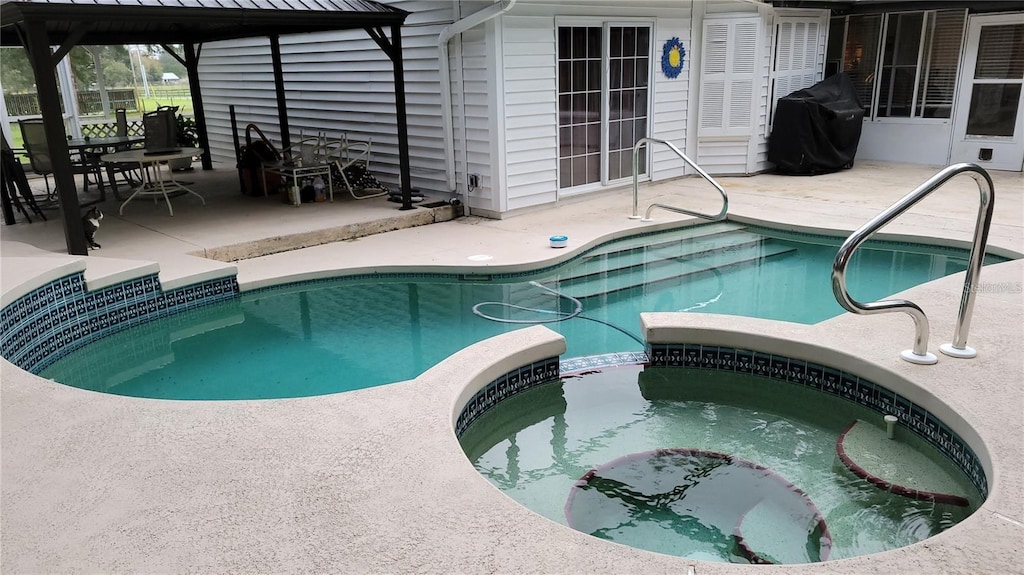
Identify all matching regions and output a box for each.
[82,206,103,249]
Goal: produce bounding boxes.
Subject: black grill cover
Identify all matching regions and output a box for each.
[768,73,864,175]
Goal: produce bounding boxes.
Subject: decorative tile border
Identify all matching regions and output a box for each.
[647,343,988,499]
[0,272,239,375]
[454,357,560,438]
[560,351,648,373]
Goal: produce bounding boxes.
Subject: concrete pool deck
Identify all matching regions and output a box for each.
[1,161,1022,573]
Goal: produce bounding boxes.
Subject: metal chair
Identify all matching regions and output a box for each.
[115,108,129,141]
[18,118,105,201]
[327,133,388,200]
[104,108,144,197]
[17,118,56,198]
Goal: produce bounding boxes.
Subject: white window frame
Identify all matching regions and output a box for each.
[841,8,967,125]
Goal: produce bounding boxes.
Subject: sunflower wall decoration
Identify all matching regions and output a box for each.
[661,37,685,79]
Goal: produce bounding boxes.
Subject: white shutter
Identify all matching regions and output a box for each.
[769,17,823,123]
[730,21,758,130]
[700,17,760,137]
[700,23,729,132]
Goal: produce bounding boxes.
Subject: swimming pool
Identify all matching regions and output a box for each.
[37,222,1007,399]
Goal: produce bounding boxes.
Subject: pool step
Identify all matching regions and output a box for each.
[581,221,750,260]
[554,228,769,282]
[542,239,797,301]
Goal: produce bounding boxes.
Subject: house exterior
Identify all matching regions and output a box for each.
[198,0,1023,219]
[826,1,1024,172]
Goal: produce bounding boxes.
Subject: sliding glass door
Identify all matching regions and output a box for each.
[558,23,651,193]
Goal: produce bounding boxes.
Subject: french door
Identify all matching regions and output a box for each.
[558,23,652,193]
[950,13,1024,171]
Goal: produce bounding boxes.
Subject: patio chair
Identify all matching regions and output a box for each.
[105,108,144,195]
[18,118,105,201]
[143,108,179,153]
[1,135,46,223]
[327,133,388,200]
[115,108,129,141]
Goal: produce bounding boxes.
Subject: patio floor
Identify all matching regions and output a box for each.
[3,159,1021,292]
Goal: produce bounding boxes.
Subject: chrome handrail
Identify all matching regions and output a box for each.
[831,163,995,365]
[631,137,728,222]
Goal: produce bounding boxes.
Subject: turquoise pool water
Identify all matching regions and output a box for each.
[40,222,1006,399]
[459,364,978,563]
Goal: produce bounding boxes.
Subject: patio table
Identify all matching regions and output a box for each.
[100,148,206,216]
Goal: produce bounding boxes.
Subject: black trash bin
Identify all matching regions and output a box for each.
[768,73,864,175]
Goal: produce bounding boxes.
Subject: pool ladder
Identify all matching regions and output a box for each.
[831,163,995,365]
[630,137,728,222]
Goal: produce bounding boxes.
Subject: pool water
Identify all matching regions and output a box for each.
[40,222,1005,399]
[458,364,978,563]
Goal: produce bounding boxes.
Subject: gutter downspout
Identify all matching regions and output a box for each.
[438,0,516,213]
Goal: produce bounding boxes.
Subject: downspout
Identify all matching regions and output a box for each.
[438,0,516,213]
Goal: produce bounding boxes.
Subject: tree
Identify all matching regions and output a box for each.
[160,45,188,80]
[102,61,133,88]
[0,47,35,93]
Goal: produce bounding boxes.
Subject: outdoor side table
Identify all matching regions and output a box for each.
[261,160,334,205]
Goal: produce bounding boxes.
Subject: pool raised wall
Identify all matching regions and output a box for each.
[0,269,237,374]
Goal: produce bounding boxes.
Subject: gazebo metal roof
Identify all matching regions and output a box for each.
[1,0,415,254]
[0,0,408,46]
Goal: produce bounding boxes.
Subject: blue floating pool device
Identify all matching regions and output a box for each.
[549,235,568,248]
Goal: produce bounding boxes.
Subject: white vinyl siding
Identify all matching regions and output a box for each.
[650,18,690,182]
[198,0,454,197]
[459,25,496,213]
[751,10,775,173]
[503,15,559,211]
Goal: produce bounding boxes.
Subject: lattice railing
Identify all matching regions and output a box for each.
[80,120,145,139]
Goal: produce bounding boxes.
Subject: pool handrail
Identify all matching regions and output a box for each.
[831,162,995,365]
[631,137,728,222]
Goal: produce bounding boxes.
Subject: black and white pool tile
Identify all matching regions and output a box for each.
[454,357,561,438]
[0,272,240,374]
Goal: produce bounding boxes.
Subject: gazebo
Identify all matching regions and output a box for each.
[0,0,415,255]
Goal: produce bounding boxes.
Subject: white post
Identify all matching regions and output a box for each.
[0,80,13,146]
[56,55,82,139]
[137,46,151,98]
[88,46,111,119]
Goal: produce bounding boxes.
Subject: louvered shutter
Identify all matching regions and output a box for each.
[770,18,822,123]
[700,17,759,137]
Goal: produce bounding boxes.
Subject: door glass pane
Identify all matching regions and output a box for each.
[975,24,1024,79]
[608,26,650,181]
[966,83,1021,137]
[558,26,602,188]
[916,10,965,119]
[877,12,923,117]
[843,14,882,113]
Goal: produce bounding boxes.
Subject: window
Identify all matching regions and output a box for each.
[558,24,651,190]
[829,9,965,119]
